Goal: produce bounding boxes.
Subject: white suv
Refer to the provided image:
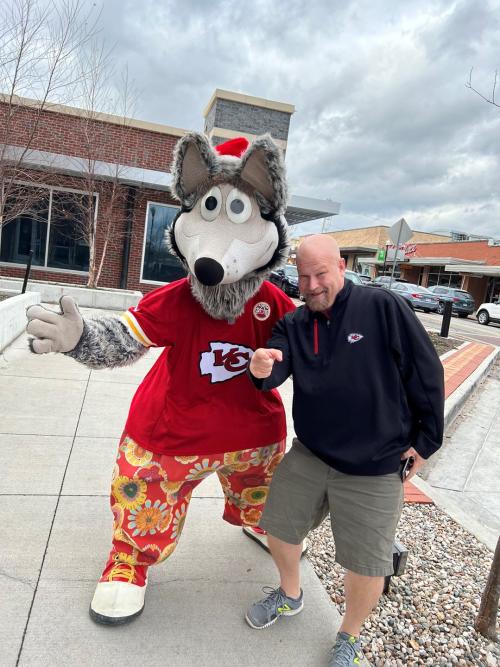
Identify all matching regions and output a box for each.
[476,302,500,326]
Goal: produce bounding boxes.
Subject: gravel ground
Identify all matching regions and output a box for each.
[308,504,499,666]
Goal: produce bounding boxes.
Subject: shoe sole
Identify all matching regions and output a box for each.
[245,602,304,630]
[242,527,309,558]
[89,604,144,626]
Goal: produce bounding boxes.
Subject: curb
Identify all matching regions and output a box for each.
[443,345,500,430]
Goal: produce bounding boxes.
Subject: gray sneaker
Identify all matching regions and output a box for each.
[328,632,371,666]
[245,586,304,629]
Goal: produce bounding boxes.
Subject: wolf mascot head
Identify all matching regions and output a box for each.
[168,133,289,321]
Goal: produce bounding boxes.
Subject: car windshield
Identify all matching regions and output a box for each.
[345,271,363,285]
[284,265,298,279]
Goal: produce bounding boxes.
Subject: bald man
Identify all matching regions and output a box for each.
[244,235,444,667]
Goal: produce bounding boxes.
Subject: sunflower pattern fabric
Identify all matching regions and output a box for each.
[100,434,286,585]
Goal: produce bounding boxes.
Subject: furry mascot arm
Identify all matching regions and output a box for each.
[26,296,147,369]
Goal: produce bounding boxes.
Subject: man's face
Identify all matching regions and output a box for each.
[297,252,346,312]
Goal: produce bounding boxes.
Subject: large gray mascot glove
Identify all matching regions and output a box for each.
[26,296,84,354]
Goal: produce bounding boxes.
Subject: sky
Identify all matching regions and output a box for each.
[45,0,500,239]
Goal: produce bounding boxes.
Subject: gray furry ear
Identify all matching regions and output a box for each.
[170,133,217,204]
[239,135,287,215]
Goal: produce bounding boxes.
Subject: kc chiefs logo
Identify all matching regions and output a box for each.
[200,341,254,383]
[253,301,271,321]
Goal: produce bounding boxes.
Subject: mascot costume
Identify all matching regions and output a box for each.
[26,133,298,625]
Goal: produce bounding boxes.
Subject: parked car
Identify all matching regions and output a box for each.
[368,275,408,288]
[426,286,476,318]
[358,274,372,284]
[269,264,299,297]
[344,270,365,286]
[475,301,500,326]
[389,282,439,312]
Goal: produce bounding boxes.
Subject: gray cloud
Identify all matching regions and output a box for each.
[72,0,500,239]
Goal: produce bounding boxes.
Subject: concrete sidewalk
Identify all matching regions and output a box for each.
[0,312,498,666]
[415,354,500,551]
[0,311,339,667]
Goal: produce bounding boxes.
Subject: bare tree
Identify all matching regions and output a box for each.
[0,0,99,259]
[60,43,139,288]
[474,536,500,642]
[466,67,499,108]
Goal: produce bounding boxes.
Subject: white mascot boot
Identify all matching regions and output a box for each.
[90,580,147,625]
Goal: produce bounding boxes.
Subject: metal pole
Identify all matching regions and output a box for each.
[388,226,403,290]
[22,249,34,294]
[440,300,453,338]
[120,186,136,289]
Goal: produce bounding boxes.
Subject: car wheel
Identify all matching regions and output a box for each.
[477,310,490,325]
[436,302,445,315]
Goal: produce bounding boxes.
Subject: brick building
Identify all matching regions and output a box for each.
[0,90,339,292]
[400,240,500,307]
[294,226,500,307]
[293,224,449,277]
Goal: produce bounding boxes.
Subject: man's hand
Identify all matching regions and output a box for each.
[400,446,426,483]
[249,348,283,379]
[26,296,84,354]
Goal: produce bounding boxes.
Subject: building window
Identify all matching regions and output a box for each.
[0,194,49,266]
[48,191,91,271]
[427,266,462,288]
[141,202,185,283]
[0,184,93,272]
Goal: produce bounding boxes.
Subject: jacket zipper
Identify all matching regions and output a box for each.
[314,318,319,355]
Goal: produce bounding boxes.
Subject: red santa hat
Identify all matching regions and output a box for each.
[214,136,249,158]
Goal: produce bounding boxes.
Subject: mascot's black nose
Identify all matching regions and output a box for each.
[194,257,224,286]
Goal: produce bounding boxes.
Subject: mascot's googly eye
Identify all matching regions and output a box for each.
[226,189,252,224]
[201,187,222,221]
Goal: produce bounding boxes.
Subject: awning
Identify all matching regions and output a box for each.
[4,144,340,225]
[3,144,172,190]
[407,257,485,266]
[285,194,340,225]
[445,264,500,277]
[338,246,379,254]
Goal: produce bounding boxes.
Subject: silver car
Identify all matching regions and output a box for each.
[389,282,439,312]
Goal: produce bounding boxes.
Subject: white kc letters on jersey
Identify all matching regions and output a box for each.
[200,341,254,383]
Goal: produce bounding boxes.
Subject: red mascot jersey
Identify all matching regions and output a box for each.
[121,278,295,456]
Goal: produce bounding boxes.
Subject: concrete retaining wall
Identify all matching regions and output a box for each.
[0,278,142,311]
[0,292,41,352]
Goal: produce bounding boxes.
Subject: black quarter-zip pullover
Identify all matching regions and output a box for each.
[250,280,445,476]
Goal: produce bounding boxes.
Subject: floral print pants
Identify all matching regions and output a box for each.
[100,434,285,585]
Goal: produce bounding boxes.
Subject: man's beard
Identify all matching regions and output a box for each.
[304,291,330,312]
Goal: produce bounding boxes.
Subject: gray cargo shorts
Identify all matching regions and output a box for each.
[259,439,404,577]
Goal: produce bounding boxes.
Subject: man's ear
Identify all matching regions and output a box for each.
[239,135,287,214]
[170,133,217,203]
